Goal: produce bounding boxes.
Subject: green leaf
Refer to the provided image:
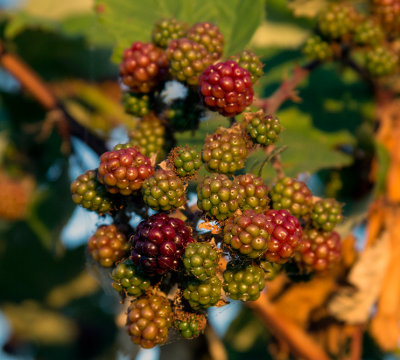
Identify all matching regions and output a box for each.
[95,0,265,62]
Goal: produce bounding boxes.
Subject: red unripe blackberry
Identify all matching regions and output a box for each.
[173,310,207,339]
[202,126,248,174]
[263,209,303,264]
[197,173,244,221]
[235,173,269,213]
[223,262,265,301]
[183,242,219,281]
[88,224,130,267]
[199,60,254,117]
[126,294,173,348]
[245,110,282,147]
[122,92,150,117]
[372,0,400,36]
[317,3,356,39]
[141,169,186,211]
[311,198,343,231]
[269,177,313,218]
[224,209,270,258]
[302,35,334,62]
[152,18,188,49]
[166,38,212,86]
[229,50,264,83]
[97,147,154,196]
[120,42,169,93]
[297,229,341,272]
[183,276,222,310]
[131,214,194,275]
[187,22,224,61]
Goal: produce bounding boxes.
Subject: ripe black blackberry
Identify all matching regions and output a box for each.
[302,35,333,62]
[229,50,263,83]
[235,173,269,213]
[197,173,244,221]
[183,242,218,281]
[122,92,151,117]
[126,294,173,348]
[311,198,343,231]
[187,22,224,60]
[223,262,265,301]
[131,214,194,275]
[365,46,398,77]
[169,147,202,178]
[112,260,151,297]
[202,125,248,174]
[245,110,282,147]
[152,18,188,48]
[183,276,222,310]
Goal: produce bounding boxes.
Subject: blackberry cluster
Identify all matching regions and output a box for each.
[317,3,356,39]
[245,110,282,147]
[183,276,222,310]
[183,242,218,281]
[122,92,151,117]
[152,18,188,48]
[310,198,343,231]
[269,177,313,219]
[199,60,254,116]
[197,173,244,221]
[97,146,154,196]
[372,0,400,36]
[223,262,266,301]
[354,19,384,45]
[111,260,151,297]
[187,22,224,60]
[223,209,270,258]
[302,35,334,62]
[202,126,248,174]
[235,173,269,213]
[229,50,264,83]
[88,224,130,267]
[131,214,194,275]
[126,294,172,348]
[141,169,186,211]
[169,147,202,178]
[173,310,207,339]
[365,46,398,77]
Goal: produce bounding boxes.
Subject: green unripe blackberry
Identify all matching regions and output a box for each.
[311,198,343,231]
[229,50,263,83]
[259,261,282,280]
[302,35,333,62]
[223,209,270,258]
[202,126,248,174]
[169,147,202,178]
[71,169,115,214]
[183,276,222,310]
[197,173,244,221]
[142,169,186,211]
[183,242,218,281]
[223,262,265,301]
[245,111,282,147]
[365,46,398,77]
[269,177,313,218]
[187,22,224,61]
[173,310,207,339]
[152,18,188,49]
[235,173,269,213]
[112,260,152,297]
[317,3,356,39]
[166,38,212,86]
[354,19,384,46]
[122,92,150,117]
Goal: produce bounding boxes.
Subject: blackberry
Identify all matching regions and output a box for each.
[131,214,194,275]
[199,60,254,116]
[259,261,282,280]
[354,19,384,46]
[122,92,150,117]
[263,209,303,264]
[71,170,116,214]
[169,147,202,178]
[269,177,313,218]
[311,198,343,231]
[223,209,270,258]
[88,224,130,267]
[112,260,151,297]
[317,3,356,39]
[97,147,154,196]
[152,18,188,49]
[223,262,265,301]
[372,0,400,36]
[245,110,282,147]
[187,22,224,61]
[173,310,207,339]
[120,42,169,93]
[197,173,244,221]
[297,229,341,272]
[229,50,263,83]
[183,242,218,281]
[183,276,222,310]
[365,46,398,77]
[126,294,173,348]
[202,126,248,174]
[302,35,333,62]
[141,169,186,211]
[166,38,212,86]
[235,173,269,213]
